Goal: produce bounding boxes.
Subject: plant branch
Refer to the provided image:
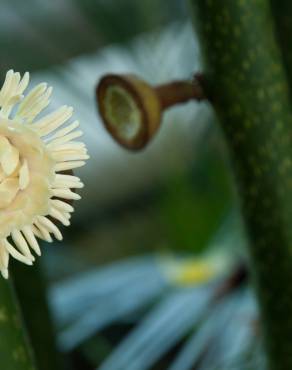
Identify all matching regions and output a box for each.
[155,78,205,110]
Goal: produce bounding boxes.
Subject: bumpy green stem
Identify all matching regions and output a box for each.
[189,1,292,370]
[0,278,36,370]
[270,0,292,85]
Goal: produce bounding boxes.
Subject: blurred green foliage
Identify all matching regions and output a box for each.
[161,134,233,253]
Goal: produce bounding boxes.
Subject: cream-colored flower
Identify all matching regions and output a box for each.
[0,70,89,278]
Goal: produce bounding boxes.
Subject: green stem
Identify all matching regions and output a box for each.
[0,278,36,370]
[189,1,292,370]
[11,260,61,370]
[270,0,292,86]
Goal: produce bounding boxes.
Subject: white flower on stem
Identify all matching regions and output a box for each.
[0,70,89,278]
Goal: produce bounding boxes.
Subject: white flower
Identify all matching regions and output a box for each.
[0,70,89,278]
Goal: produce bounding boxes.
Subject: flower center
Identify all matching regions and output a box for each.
[0,136,29,209]
[0,118,55,239]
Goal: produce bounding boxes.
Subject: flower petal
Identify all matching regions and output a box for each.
[3,239,33,265]
[0,178,19,208]
[11,230,35,260]
[16,83,52,122]
[55,161,86,171]
[34,106,73,136]
[50,198,74,212]
[2,146,19,176]
[22,226,41,256]
[19,159,30,190]
[37,216,63,241]
[49,206,71,226]
[0,241,9,278]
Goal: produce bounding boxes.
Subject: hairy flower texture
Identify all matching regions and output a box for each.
[0,70,89,278]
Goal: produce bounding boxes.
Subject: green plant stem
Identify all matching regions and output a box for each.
[0,277,36,370]
[11,260,61,370]
[270,0,292,86]
[189,1,292,370]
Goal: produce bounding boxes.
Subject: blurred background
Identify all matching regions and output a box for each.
[6,1,264,369]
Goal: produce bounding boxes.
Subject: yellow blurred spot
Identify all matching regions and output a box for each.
[173,260,216,286]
